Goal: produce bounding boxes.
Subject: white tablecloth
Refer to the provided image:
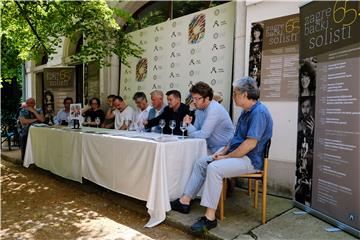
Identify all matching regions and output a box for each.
[24,126,83,182]
[24,127,207,227]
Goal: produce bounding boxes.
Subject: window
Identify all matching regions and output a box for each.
[126,1,229,32]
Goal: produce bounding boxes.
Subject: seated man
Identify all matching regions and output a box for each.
[133,92,152,130]
[148,90,165,133]
[113,96,135,130]
[18,97,45,160]
[54,97,73,125]
[102,94,116,129]
[82,97,105,127]
[171,77,273,234]
[183,82,234,154]
[145,90,190,135]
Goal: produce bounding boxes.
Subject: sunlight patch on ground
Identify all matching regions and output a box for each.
[73,216,153,240]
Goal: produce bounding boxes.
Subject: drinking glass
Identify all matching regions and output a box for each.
[67,116,71,128]
[169,120,176,135]
[137,121,144,132]
[86,116,91,126]
[159,119,165,135]
[125,119,130,131]
[180,121,187,138]
[95,117,100,128]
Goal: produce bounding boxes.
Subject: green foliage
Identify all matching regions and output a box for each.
[1,37,23,125]
[1,72,22,128]
[1,0,143,68]
[0,37,23,86]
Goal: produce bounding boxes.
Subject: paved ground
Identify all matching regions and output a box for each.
[0,151,198,240]
[1,148,358,240]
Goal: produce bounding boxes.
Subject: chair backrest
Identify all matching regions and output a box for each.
[262,139,271,177]
[263,139,271,159]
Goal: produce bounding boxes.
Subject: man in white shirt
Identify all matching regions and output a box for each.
[133,92,152,130]
[113,96,135,130]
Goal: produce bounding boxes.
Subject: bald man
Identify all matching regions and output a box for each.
[19,98,45,160]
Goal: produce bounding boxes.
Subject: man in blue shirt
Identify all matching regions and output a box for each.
[19,97,45,160]
[183,82,234,154]
[171,77,273,234]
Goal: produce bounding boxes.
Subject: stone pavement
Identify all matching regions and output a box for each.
[1,148,358,240]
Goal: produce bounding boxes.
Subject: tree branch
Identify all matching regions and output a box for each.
[14,1,49,54]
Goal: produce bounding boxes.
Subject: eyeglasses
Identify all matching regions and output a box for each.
[91,102,98,105]
[192,97,203,101]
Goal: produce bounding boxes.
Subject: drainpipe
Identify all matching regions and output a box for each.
[22,63,26,101]
[118,57,121,96]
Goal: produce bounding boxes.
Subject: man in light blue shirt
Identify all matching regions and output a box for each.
[183,82,233,154]
[54,97,73,125]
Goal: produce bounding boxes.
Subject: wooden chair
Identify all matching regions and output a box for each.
[217,139,271,224]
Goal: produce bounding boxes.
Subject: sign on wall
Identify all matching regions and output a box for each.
[249,14,300,101]
[120,2,235,111]
[43,67,76,123]
[297,1,359,237]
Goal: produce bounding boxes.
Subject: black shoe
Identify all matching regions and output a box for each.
[170,198,190,214]
[190,216,217,234]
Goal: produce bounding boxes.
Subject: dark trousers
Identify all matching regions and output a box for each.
[20,133,28,161]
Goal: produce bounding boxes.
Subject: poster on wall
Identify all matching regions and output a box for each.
[249,14,300,101]
[120,2,235,111]
[248,22,264,87]
[297,1,359,236]
[43,67,76,124]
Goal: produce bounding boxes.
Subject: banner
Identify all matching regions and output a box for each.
[120,2,235,111]
[297,1,359,237]
[43,67,76,124]
[249,14,300,101]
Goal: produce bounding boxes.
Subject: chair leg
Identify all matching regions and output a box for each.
[217,179,226,220]
[261,179,267,224]
[224,178,228,200]
[248,179,252,196]
[254,179,259,208]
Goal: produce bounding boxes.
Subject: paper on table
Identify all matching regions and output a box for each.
[124,133,179,142]
[154,135,178,142]
[33,123,49,127]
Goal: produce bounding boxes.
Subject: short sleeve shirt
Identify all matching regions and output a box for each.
[19,107,43,135]
[228,101,273,170]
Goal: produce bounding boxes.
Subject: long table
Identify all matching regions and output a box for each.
[24,126,207,227]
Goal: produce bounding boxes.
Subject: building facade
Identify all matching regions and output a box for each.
[24,1,306,198]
